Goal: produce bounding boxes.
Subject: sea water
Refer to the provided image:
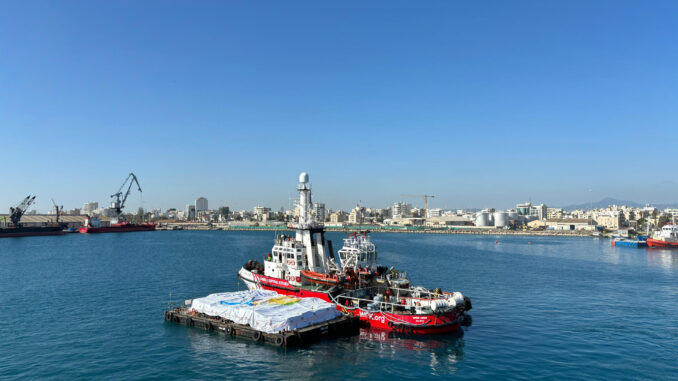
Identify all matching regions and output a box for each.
[1,231,676,379]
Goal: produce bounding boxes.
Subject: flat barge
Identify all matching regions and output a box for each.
[164,307,359,347]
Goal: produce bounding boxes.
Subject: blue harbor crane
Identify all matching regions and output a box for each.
[9,195,36,227]
[110,173,142,223]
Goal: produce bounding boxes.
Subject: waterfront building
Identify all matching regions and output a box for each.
[313,203,326,222]
[195,197,208,212]
[529,218,597,231]
[547,208,564,220]
[428,208,443,218]
[531,204,548,220]
[517,202,531,215]
[330,210,347,223]
[185,204,196,220]
[83,202,98,215]
[392,202,412,219]
[348,206,365,224]
[594,211,623,229]
[253,206,272,221]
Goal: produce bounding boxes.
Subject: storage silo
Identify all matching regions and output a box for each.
[475,212,490,227]
[494,212,509,227]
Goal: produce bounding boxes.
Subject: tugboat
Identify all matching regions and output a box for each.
[0,196,65,238]
[79,173,155,234]
[238,173,471,334]
[647,221,678,248]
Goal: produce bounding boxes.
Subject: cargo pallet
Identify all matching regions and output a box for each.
[164,307,360,347]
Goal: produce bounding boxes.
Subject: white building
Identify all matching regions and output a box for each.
[392,202,412,219]
[427,208,443,218]
[195,197,208,212]
[83,202,98,215]
[253,206,271,220]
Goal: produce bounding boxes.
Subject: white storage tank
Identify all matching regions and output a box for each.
[475,212,490,226]
[494,212,509,227]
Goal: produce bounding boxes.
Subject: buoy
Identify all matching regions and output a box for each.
[495,240,498,244]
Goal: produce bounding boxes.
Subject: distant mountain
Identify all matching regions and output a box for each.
[561,197,678,211]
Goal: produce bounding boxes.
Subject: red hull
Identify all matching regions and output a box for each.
[240,270,463,334]
[78,223,156,234]
[647,238,678,248]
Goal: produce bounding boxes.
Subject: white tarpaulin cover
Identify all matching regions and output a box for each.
[189,290,342,334]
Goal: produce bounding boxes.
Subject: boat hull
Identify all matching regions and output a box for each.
[0,226,65,238]
[611,240,647,247]
[647,238,678,248]
[238,268,463,334]
[78,223,156,234]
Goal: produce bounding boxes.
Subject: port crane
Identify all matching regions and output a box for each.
[51,198,63,224]
[400,194,435,217]
[110,173,142,223]
[9,195,36,227]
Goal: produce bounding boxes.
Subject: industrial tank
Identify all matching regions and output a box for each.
[493,212,509,227]
[475,212,490,227]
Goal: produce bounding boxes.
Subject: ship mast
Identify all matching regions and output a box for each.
[293,173,334,273]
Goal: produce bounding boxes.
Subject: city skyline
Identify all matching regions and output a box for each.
[2,2,677,212]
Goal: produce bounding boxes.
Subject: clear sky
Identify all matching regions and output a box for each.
[1,1,677,213]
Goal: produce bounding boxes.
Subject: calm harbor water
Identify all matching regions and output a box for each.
[1,231,677,379]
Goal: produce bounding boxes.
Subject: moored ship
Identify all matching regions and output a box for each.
[79,173,155,234]
[0,196,65,238]
[238,173,471,334]
[646,223,678,248]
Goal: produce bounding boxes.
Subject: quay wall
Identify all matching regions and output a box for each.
[157,223,593,237]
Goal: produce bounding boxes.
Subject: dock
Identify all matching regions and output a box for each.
[164,307,360,347]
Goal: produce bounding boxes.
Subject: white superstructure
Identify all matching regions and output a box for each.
[261,173,338,287]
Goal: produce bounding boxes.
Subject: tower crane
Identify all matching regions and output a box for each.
[110,173,142,223]
[400,194,435,217]
[9,195,36,227]
[51,198,63,224]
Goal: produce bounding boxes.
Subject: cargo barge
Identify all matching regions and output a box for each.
[164,307,358,347]
[611,239,647,248]
[165,290,359,347]
[1,195,65,238]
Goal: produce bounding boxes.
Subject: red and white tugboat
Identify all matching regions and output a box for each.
[238,173,472,334]
[647,221,678,248]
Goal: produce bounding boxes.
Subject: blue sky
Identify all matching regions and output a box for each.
[1,1,677,213]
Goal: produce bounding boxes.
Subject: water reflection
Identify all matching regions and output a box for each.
[175,323,467,377]
[647,250,678,270]
[356,328,465,374]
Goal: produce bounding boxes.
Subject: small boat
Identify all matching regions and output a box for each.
[611,238,647,248]
[301,270,347,286]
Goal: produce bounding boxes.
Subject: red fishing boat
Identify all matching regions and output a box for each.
[238,173,471,334]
